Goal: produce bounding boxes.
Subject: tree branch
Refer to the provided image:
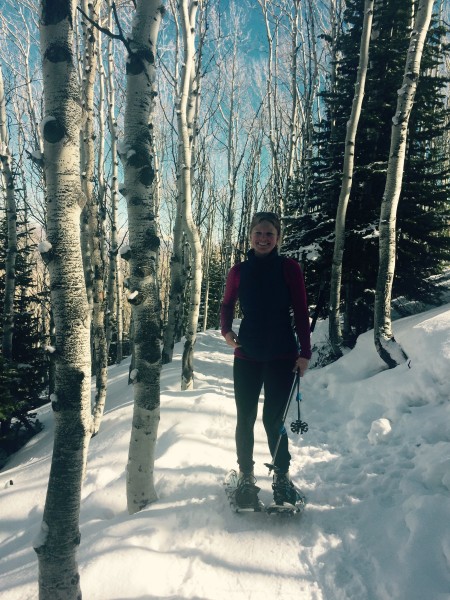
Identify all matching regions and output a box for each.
[77,3,133,56]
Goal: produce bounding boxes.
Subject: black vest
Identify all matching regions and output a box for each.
[238,249,297,361]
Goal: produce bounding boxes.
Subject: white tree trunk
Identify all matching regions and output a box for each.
[79,0,108,436]
[105,0,123,366]
[298,0,320,209]
[162,200,184,364]
[0,64,17,362]
[161,0,184,366]
[178,0,203,390]
[119,0,164,515]
[215,3,260,271]
[329,0,374,356]
[259,0,283,211]
[35,2,91,598]
[202,203,216,331]
[284,0,301,200]
[374,0,433,367]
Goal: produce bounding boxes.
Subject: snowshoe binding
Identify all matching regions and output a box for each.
[267,471,306,515]
[224,470,263,512]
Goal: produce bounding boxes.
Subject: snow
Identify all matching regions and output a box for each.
[1,305,450,599]
[29,150,42,162]
[31,522,48,551]
[0,141,10,157]
[37,240,52,254]
[367,417,392,444]
[117,140,128,156]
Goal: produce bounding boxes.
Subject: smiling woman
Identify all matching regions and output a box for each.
[220,211,311,511]
[249,212,280,257]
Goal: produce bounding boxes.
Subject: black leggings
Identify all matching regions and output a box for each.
[233,357,296,474]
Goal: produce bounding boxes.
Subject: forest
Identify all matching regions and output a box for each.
[0,0,449,598]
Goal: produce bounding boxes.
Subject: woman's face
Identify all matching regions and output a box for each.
[250,220,279,257]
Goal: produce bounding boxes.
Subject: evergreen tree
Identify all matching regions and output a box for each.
[200,245,224,330]
[285,0,450,344]
[0,211,48,458]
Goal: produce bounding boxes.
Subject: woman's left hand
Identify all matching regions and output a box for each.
[225,331,241,349]
[294,357,310,377]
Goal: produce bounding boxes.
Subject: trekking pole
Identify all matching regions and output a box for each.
[290,375,308,435]
[264,370,301,474]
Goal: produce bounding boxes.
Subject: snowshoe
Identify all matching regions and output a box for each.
[224,469,263,512]
[267,471,306,515]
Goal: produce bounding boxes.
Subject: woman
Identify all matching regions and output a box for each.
[220,212,311,509]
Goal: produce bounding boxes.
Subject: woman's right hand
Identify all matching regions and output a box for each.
[225,331,241,349]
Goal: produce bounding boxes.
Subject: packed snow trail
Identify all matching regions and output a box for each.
[1,308,450,599]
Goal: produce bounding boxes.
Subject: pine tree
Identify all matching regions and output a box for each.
[285,0,450,344]
[0,211,47,458]
[200,245,223,330]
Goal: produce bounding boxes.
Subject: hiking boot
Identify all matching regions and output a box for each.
[235,471,261,509]
[272,471,302,507]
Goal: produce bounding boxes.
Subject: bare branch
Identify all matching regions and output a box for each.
[77,3,133,56]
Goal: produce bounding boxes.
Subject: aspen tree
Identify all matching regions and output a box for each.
[78,0,108,435]
[35,1,91,597]
[259,0,283,211]
[201,190,216,331]
[236,130,264,255]
[0,6,46,172]
[297,0,320,206]
[95,25,109,362]
[284,0,301,200]
[162,0,184,365]
[0,64,17,363]
[374,0,434,367]
[257,0,321,216]
[214,2,246,275]
[177,0,204,390]
[95,17,120,410]
[119,0,165,514]
[162,201,184,364]
[211,2,261,289]
[329,0,374,357]
[105,0,124,366]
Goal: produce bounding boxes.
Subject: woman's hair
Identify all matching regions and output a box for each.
[249,212,281,236]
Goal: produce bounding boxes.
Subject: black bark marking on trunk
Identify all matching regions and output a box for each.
[41,1,72,26]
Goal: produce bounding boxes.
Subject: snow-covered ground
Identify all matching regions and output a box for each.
[1,305,450,600]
